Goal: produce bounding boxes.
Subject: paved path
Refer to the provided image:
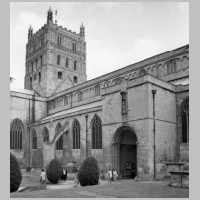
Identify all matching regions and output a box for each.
[46,180,74,190]
[47,180,107,190]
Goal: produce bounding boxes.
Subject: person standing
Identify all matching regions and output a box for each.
[108,169,112,184]
[61,167,67,181]
[74,168,80,187]
[113,168,118,182]
[40,168,46,184]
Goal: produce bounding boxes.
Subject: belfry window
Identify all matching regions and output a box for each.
[40,55,43,66]
[10,119,23,149]
[92,115,102,149]
[30,77,32,90]
[58,71,62,79]
[74,60,77,70]
[73,41,77,51]
[32,129,37,149]
[38,72,41,83]
[36,59,38,69]
[74,76,78,84]
[66,58,69,68]
[181,98,189,143]
[57,55,61,65]
[73,120,80,149]
[57,36,62,46]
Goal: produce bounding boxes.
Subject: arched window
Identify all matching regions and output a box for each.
[40,55,43,66]
[95,85,100,96]
[73,120,80,149]
[36,59,38,69]
[57,55,61,65]
[38,72,41,83]
[32,129,37,149]
[55,123,62,133]
[10,119,23,149]
[55,123,63,150]
[42,127,49,143]
[181,98,189,143]
[30,77,32,90]
[167,60,177,75]
[66,58,69,68]
[57,36,62,46]
[73,41,77,51]
[92,115,102,149]
[78,91,82,101]
[74,60,77,70]
[64,96,68,105]
[55,135,63,150]
[58,71,62,79]
[74,76,78,84]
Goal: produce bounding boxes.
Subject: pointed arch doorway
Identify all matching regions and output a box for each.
[112,126,137,179]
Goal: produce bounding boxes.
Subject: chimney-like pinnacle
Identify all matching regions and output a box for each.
[47,7,53,24]
[80,23,85,36]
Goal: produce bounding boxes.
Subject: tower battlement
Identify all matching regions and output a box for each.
[24,8,87,97]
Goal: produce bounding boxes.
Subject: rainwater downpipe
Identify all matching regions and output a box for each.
[85,114,88,158]
[152,89,157,180]
[28,98,31,167]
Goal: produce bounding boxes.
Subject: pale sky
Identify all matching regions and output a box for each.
[10,2,189,89]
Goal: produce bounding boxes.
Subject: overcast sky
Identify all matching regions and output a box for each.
[10,2,189,89]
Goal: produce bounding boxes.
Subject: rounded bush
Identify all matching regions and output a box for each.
[10,153,22,193]
[46,158,62,184]
[78,157,100,186]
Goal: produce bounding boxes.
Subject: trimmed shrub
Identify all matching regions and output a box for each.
[46,158,62,184]
[78,157,100,186]
[10,153,22,193]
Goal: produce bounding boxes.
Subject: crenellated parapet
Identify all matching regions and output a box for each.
[46,44,189,113]
[24,7,87,96]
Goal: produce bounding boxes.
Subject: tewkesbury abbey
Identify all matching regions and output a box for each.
[10,8,189,180]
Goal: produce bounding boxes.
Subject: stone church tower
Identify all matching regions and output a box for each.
[24,8,87,97]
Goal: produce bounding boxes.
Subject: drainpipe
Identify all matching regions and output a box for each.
[32,93,35,122]
[28,98,31,167]
[85,114,88,158]
[152,89,157,180]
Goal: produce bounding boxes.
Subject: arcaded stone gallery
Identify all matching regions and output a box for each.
[10,8,189,179]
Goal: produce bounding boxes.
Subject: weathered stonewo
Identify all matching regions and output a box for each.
[10,8,189,180]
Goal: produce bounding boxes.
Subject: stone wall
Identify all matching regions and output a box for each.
[10,88,47,168]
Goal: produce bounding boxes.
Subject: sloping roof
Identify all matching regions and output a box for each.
[170,77,189,86]
[40,101,102,122]
[10,86,35,95]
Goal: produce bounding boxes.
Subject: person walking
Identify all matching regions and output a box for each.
[40,168,46,184]
[108,169,112,184]
[113,168,118,182]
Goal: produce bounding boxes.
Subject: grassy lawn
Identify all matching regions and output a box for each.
[19,169,75,187]
[11,179,189,198]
